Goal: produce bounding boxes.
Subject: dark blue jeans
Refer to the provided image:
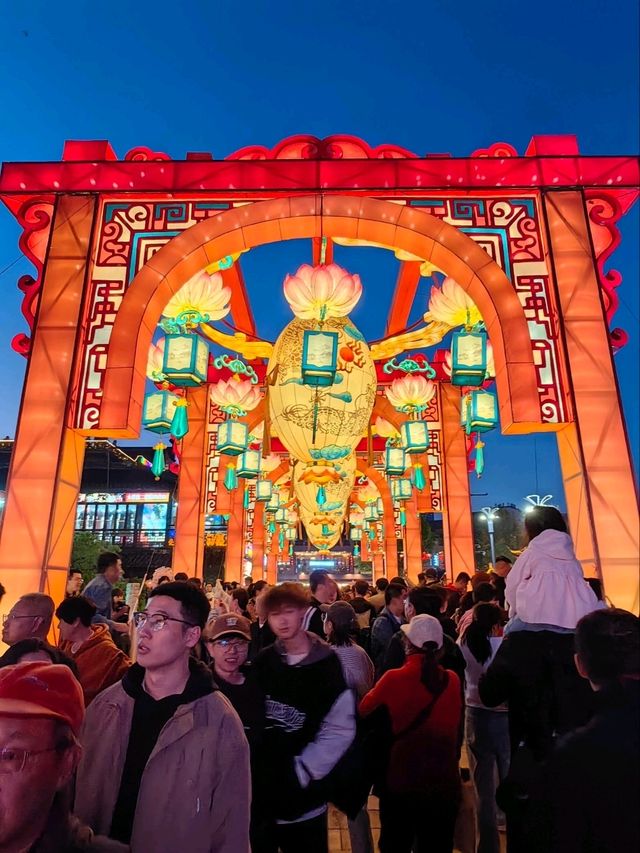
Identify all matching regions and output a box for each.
[465,706,510,853]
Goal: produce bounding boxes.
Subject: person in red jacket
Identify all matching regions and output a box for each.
[360,614,462,853]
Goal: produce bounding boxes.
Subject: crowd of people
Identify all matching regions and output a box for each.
[0,505,638,853]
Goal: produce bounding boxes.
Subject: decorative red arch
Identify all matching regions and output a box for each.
[98,195,540,437]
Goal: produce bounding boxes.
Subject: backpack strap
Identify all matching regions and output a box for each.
[395,671,450,740]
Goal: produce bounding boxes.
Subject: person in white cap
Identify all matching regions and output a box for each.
[360,614,463,853]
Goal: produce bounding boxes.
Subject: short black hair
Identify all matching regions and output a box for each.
[524,506,567,541]
[96,552,120,574]
[188,577,203,588]
[389,576,408,589]
[149,581,210,629]
[68,568,83,577]
[0,638,78,676]
[575,608,639,686]
[232,588,249,611]
[472,582,497,604]
[455,572,471,584]
[112,587,124,598]
[384,583,405,606]
[417,573,426,583]
[354,580,369,597]
[424,568,438,580]
[495,556,512,565]
[262,582,310,613]
[251,580,269,596]
[408,588,442,617]
[309,570,332,593]
[56,595,97,627]
[375,578,389,592]
[174,572,189,581]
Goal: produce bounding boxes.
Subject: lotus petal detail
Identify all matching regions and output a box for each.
[283,263,363,320]
[210,378,261,415]
[428,276,482,328]
[146,337,166,380]
[373,416,399,439]
[164,271,232,322]
[385,375,435,412]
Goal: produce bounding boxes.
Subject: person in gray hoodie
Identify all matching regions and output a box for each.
[253,582,356,853]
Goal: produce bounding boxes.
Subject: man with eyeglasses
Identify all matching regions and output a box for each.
[74,581,251,852]
[1,592,54,647]
[0,660,127,851]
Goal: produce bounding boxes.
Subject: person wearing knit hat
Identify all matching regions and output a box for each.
[0,662,125,851]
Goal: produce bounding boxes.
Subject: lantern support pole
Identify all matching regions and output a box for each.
[440,383,475,581]
[173,385,208,579]
[0,195,96,629]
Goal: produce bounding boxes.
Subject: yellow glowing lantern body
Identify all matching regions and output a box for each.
[267,317,376,463]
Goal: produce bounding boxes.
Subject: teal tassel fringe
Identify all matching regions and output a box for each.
[413,464,426,491]
[224,464,238,491]
[170,402,189,440]
[317,485,327,507]
[243,487,250,510]
[400,508,406,527]
[151,446,165,480]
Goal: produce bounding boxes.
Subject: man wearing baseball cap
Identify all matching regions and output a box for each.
[360,614,463,852]
[0,661,126,852]
[203,613,267,851]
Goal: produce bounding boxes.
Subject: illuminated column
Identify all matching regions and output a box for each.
[252,507,266,579]
[173,386,208,579]
[0,195,95,621]
[373,552,385,581]
[440,384,475,580]
[404,491,422,583]
[383,516,399,578]
[225,486,244,584]
[266,543,278,585]
[544,191,639,613]
[556,423,598,575]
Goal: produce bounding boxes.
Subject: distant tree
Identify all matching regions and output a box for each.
[71,532,121,587]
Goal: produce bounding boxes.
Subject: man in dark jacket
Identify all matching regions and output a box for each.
[303,570,336,637]
[531,608,639,853]
[254,582,355,852]
[479,623,594,852]
[380,587,466,683]
[370,583,405,679]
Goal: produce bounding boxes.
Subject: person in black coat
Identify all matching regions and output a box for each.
[479,624,594,852]
[530,608,639,853]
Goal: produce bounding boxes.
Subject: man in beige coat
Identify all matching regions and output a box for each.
[75,582,250,853]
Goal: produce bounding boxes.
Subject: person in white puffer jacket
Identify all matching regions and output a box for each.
[505,506,604,633]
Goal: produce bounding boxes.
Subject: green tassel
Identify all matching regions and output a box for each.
[317,485,327,507]
[475,438,485,478]
[170,398,189,440]
[224,463,238,491]
[151,444,166,480]
[268,520,276,535]
[288,543,294,556]
[243,486,250,510]
[322,524,330,536]
[400,508,406,527]
[413,463,426,491]
[367,527,375,540]
[278,528,285,551]
[354,544,360,557]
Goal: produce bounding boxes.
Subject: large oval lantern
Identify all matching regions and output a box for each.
[267,317,376,463]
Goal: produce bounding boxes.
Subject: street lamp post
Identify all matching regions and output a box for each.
[479,506,500,567]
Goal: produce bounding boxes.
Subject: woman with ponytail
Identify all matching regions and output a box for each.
[360,614,462,853]
[459,603,509,853]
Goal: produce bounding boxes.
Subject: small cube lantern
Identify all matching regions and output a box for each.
[400,420,430,454]
[142,390,177,434]
[385,446,407,476]
[301,330,339,387]
[391,478,413,501]
[451,327,488,387]
[237,449,261,479]
[161,333,209,387]
[255,479,273,502]
[461,389,498,433]
[364,503,379,523]
[217,421,248,456]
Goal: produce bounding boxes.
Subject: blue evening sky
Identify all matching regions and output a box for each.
[0,0,638,514]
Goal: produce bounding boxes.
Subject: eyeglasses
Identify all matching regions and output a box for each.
[0,746,60,774]
[204,638,248,649]
[133,612,196,632]
[2,614,36,625]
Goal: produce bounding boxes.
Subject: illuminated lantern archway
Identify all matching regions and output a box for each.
[0,136,637,614]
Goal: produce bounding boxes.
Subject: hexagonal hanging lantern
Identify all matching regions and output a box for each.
[385,446,406,476]
[451,327,487,387]
[161,333,209,387]
[237,449,261,479]
[391,478,413,501]
[461,389,498,433]
[142,390,177,434]
[364,504,380,523]
[217,421,249,456]
[255,479,273,502]
[400,420,430,454]
[301,330,339,387]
